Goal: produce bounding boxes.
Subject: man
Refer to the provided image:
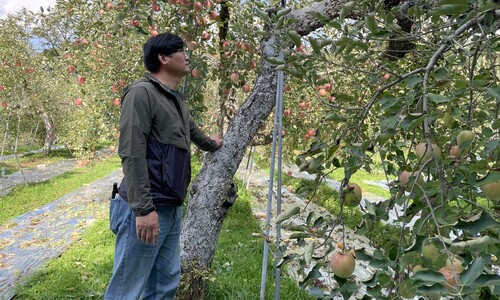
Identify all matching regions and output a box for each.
[105,33,222,300]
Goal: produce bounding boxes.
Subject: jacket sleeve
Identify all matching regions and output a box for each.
[118,86,156,216]
[189,118,218,152]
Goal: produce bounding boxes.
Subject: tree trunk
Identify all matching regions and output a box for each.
[41,111,55,155]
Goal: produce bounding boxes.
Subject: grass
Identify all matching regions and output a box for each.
[12,156,314,299]
[0,154,121,225]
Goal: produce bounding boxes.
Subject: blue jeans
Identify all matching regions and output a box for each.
[105,196,182,300]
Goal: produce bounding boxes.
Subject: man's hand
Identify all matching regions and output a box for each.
[136,211,159,245]
[211,134,223,149]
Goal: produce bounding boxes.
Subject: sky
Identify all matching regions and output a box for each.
[0,0,56,19]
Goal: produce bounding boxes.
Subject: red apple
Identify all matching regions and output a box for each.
[324,83,332,91]
[399,170,424,187]
[319,89,327,97]
[439,267,460,290]
[74,98,83,106]
[201,31,211,40]
[343,183,362,207]
[67,65,75,73]
[415,143,441,163]
[151,30,158,37]
[209,11,219,20]
[0,85,4,91]
[193,1,203,11]
[307,129,315,137]
[1,101,7,108]
[152,3,161,11]
[330,251,355,278]
[187,41,198,51]
[449,145,459,158]
[191,68,200,78]
[384,73,391,80]
[222,40,230,48]
[113,98,121,106]
[242,84,251,93]
[229,72,240,83]
[77,75,86,85]
[283,109,291,117]
[106,2,113,9]
[178,7,189,15]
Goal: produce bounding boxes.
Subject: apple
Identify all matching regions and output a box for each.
[229,72,240,83]
[1,101,7,108]
[74,98,83,106]
[222,40,230,48]
[412,264,427,274]
[187,41,198,51]
[307,129,315,137]
[193,2,203,10]
[152,3,161,11]
[399,170,424,187]
[287,170,292,176]
[415,143,441,163]
[67,65,75,73]
[319,89,327,97]
[422,242,439,261]
[330,251,355,278]
[457,130,475,149]
[178,7,189,15]
[209,11,219,20]
[482,180,500,201]
[439,266,460,290]
[384,73,391,80]
[150,30,158,37]
[77,75,86,85]
[129,19,140,27]
[305,101,311,108]
[324,83,332,91]
[204,0,212,8]
[449,145,459,158]
[283,109,291,117]
[0,85,4,91]
[194,15,206,25]
[343,183,362,207]
[109,145,116,152]
[445,255,464,274]
[106,2,113,9]
[242,84,251,93]
[113,98,121,106]
[201,31,211,40]
[191,68,200,78]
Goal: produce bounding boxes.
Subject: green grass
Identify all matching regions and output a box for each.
[13,157,314,299]
[0,154,121,225]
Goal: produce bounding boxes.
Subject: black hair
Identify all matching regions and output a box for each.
[143,33,185,73]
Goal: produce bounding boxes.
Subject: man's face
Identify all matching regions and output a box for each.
[163,49,190,77]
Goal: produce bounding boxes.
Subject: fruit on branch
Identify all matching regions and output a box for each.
[343,183,362,207]
[456,130,475,154]
[445,255,464,274]
[412,264,427,274]
[330,251,355,278]
[191,68,200,78]
[74,98,83,106]
[113,98,121,106]
[422,242,439,262]
[481,180,500,202]
[415,143,441,163]
[229,72,239,83]
[449,145,459,158]
[399,170,424,187]
[439,266,460,290]
[242,84,250,93]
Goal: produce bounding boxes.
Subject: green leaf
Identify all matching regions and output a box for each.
[264,57,285,65]
[306,11,330,22]
[324,113,346,122]
[454,211,500,236]
[304,241,314,264]
[289,232,310,239]
[376,133,393,146]
[299,263,322,288]
[432,0,469,17]
[406,74,422,87]
[365,14,377,32]
[255,9,271,25]
[380,114,399,130]
[428,93,450,103]
[460,257,485,286]
[474,171,500,187]
[486,86,500,100]
[277,7,292,17]
[340,1,356,19]
[308,36,321,54]
[413,270,446,283]
[287,30,302,47]
[276,206,301,224]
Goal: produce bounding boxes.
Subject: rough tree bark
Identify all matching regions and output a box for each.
[178,0,418,297]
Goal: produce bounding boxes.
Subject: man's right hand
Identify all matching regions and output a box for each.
[211,134,223,149]
[136,211,159,245]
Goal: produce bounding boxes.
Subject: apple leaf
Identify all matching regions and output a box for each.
[255,9,271,25]
[365,14,377,32]
[428,93,450,103]
[340,1,356,20]
[413,270,446,283]
[460,256,484,286]
[287,30,302,47]
[275,206,300,224]
[306,11,329,22]
[486,86,500,100]
[415,283,448,295]
[469,274,500,288]
[432,0,469,18]
[299,263,322,288]
[276,7,292,18]
[454,211,500,235]
[474,171,500,187]
[263,57,285,65]
[324,113,346,122]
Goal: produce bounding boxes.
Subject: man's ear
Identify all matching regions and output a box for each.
[158,54,168,65]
